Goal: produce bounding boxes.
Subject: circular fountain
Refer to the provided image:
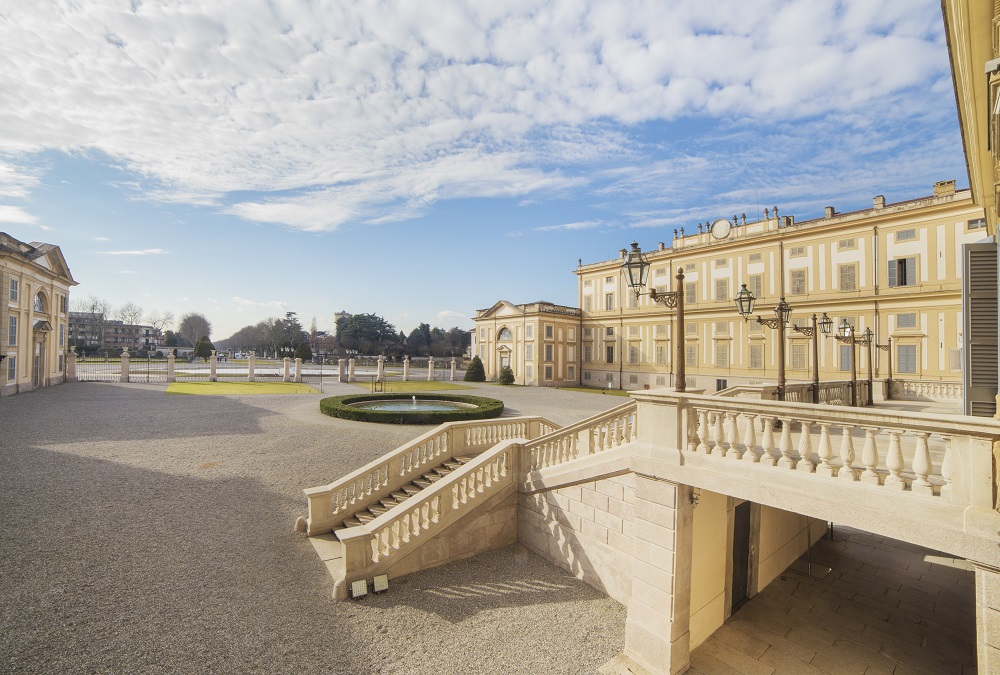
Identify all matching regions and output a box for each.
[319,393,504,424]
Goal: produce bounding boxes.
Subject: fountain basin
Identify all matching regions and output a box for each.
[319,393,504,424]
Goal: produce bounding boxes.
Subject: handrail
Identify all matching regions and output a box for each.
[522,400,638,472]
[304,416,558,535]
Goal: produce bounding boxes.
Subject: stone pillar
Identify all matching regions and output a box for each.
[167,352,176,383]
[66,347,77,383]
[348,358,356,382]
[294,358,303,383]
[450,357,457,381]
[402,356,410,381]
[338,358,347,383]
[620,477,694,675]
[248,352,256,382]
[377,356,385,382]
[976,563,1000,672]
[283,357,291,382]
[209,350,218,382]
[427,356,435,381]
[120,348,130,383]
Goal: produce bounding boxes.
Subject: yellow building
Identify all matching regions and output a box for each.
[476,182,986,395]
[1,232,77,396]
[472,300,581,385]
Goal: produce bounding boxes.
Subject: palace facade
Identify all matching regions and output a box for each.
[0,232,76,396]
[474,181,986,393]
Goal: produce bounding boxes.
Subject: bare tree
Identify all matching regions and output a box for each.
[178,313,212,346]
[115,302,145,349]
[71,295,112,351]
[146,310,175,343]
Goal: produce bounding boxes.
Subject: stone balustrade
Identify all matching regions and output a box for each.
[522,401,637,472]
[631,391,1000,512]
[892,379,963,400]
[304,416,557,535]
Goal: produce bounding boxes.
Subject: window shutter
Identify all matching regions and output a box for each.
[887,259,897,287]
[905,258,917,286]
[963,242,998,417]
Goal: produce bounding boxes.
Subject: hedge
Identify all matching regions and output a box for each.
[319,393,505,425]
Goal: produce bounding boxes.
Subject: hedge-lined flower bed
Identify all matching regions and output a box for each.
[319,393,505,424]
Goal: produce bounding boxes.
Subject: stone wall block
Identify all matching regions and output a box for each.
[597,480,625,501]
[634,478,676,507]
[608,529,633,554]
[635,498,678,530]
[581,519,609,544]
[582,488,609,512]
[594,508,623,533]
[569,499,596,522]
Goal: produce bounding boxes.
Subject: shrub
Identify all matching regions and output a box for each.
[464,355,486,382]
[294,342,312,361]
[319,393,504,425]
[498,366,515,385]
[193,336,215,362]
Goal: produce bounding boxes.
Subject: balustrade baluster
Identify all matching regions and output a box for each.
[370,538,379,564]
[778,420,794,468]
[797,421,814,472]
[883,430,904,489]
[760,417,776,466]
[940,436,954,498]
[860,427,881,485]
[697,410,710,454]
[725,412,740,459]
[838,426,857,480]
[713,412,726,457]
[816,423,834,476]
[742,414,758,462]
[911,432,933,495]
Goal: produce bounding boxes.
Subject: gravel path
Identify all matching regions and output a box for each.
[0,381,627,674]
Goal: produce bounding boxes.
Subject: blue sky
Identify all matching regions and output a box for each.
[0,0,966,339]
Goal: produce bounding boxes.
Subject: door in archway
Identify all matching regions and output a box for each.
[731,500,751,612]
[32,343,40,387]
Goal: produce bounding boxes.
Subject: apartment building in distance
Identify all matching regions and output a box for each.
[68,312,157,355]
[474,181,986,394]
[0,232,76,396]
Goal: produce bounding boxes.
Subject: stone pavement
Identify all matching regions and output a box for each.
[689,526,977,675]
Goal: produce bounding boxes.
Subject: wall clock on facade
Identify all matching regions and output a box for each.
[710,218,732,239]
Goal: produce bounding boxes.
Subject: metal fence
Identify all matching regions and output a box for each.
[76,357,170,383]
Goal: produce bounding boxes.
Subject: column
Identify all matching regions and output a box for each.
[167,352,176,383]
[209,350,218,382]
[283,357,291,382]
[622,477,693,675]
[450,357,457,381]
[66,347,77,383]
[976,563,1000,672]
[377,355,385,381]
[119,347,130,383]
[427,356,434,381]
[248,352,256,382]
[294,358,303,383]
[348,358,356,382]
[402,356,410,381]
[338,358,347,383]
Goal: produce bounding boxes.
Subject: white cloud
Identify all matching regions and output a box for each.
[232,296,288,310]
[0,0,953,230]
[102,248,168,255]
[535,220,603,232]
[0,205,39,225]
[435,310,467,323]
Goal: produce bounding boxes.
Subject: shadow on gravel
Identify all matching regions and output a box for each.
[0,445,371,674]
[1,382,276,446]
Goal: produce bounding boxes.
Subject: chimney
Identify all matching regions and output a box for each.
[825,206,835,218]
[873,195,885,209]
[619,248,627,258]
[933,179,956,197]
[658,242,665,251]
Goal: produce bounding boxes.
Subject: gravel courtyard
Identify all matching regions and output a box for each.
[0,381,628,674]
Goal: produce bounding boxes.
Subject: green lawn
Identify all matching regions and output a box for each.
[167,382,318,395]
[349,380,472,393]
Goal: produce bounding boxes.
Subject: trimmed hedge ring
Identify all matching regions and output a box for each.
[319,393,505,425]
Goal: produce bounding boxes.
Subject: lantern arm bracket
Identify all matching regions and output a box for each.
[756,316,781,330]
[790,325,815,338]
[647,288,681,309]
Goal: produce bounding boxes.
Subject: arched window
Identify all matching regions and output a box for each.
[497,327,513,341]
[33,291,46,313]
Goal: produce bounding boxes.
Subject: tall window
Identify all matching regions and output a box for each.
[525,325,533,338]
[839,345,852,371]
[685,283,696,304]
[715,279,728,301]
[584,345,592,362]
[790,344,806,370]
[606,345,615,363]
[629,346,639,365]
[605,293,614,310]
[749,345,763,369]
[656,346,666,365]
[685,344,697,367]
[749,274,763,300]
[544,344,553,361]
[59,324,65,347]
[9,278,18,302]
[888,258,917,287]
[897,344,917,373]
[544,325,553,339]
[839,264,857,291]
[583,296,592,311]
[545,365,553,380]
[8,316,15,346]
[567,328,575,341]
[715,344,729,368]
[790,270,806,295]
[525,344,533,360]
[7,355,15,380]
[33,292,45,313]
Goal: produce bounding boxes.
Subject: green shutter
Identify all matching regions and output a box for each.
[963,242,998,417]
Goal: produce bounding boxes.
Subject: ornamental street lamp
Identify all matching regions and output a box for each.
[832,320,873,407]
[623,242,686,392]
[734,283,793,401]
[785,312,834,403]
[875,336,893,400]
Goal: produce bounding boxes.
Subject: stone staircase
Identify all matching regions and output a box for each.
[336,455,475,529]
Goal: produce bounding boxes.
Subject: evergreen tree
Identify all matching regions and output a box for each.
[498,365,515,385]
[464,355,486,382]
[294,342,312,361]
[193,336,215,362]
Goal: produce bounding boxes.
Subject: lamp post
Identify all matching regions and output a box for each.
[787,312,834,403]
[734,283,793,401]
[623,242,686,392]
[875,337,893,400]
[833,320,873,407]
